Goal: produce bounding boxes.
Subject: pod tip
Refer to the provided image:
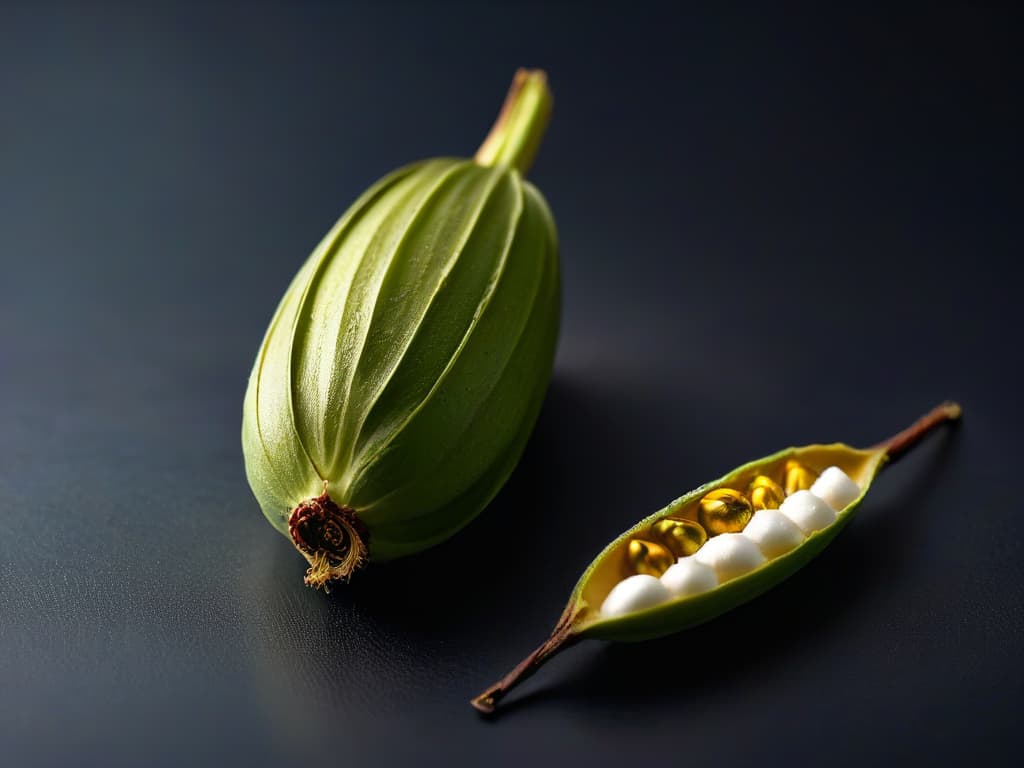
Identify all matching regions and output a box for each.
[470,694,497,715]
[475,68,553,175]
[942,401,963,420]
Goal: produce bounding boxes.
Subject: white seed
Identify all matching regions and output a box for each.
[809,466,861,511]
[693,533,766,582]
[779,490,837,534]
[743,508,805,559]
[660,557,718,597]
[600,574,670,617]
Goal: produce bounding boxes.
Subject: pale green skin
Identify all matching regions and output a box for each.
[242,157,559,561]
[570,443,888,642]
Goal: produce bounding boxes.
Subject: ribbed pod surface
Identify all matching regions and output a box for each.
[242,157,559,562]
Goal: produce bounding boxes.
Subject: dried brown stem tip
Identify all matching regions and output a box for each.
[470,606,582,715]
[876,400,962,464]
[288,490,368,589]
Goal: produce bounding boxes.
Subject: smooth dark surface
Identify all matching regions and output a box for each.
[2,3,1021,766]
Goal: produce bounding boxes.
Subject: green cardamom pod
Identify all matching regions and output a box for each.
[242,70,559,589]
[471,402,961,714]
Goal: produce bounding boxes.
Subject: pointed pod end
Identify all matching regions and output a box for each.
[509,67,548,92]
[470,692,498,716]
[468,606,583,716]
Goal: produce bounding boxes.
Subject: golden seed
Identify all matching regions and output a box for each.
[784,460,819,496]
[747,475,785,510]
[627,539,676,577]
[698,488,753,535]
[650,517,708,557]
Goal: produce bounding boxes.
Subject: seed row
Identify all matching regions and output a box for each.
[599,464,862,617]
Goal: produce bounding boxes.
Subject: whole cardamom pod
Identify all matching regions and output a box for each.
[242,70,559,588]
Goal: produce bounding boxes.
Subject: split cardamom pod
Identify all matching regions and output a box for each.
[471,402,961,714]
[242,70,559,588]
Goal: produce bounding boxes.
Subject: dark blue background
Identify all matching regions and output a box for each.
[1,2,1020,766]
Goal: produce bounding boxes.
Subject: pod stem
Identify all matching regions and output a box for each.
[474,68,552,176]
[470,605,582,715]
[875,401,962,464]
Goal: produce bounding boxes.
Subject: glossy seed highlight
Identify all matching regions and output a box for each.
[748,475,785,510]
[649,517,707,557]
[627,539,675,577]
[698,488,753,535]
[784,460,819,495]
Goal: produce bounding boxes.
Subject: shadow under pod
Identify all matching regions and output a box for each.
[338,372,637,639]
